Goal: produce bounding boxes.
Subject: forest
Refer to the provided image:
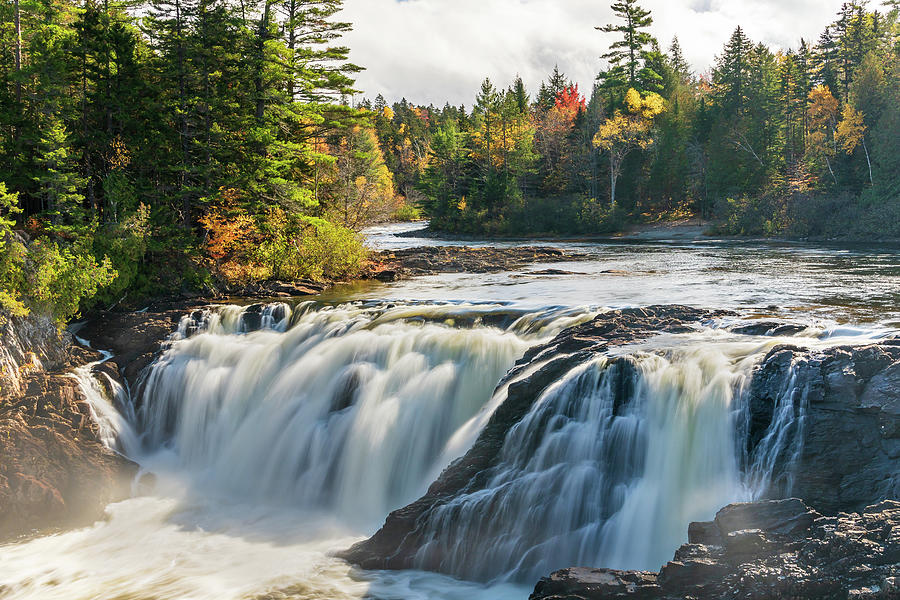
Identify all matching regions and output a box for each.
[1,0,899,326]
[0,0,399,324]
[369,0,900,238]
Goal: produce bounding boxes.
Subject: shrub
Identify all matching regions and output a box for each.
[92,203,152,304]
[25,238,117,324]
[392,202,424,222]
[257,210,366,281]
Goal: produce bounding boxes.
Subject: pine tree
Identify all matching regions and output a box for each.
[277,0,362,103]
[596,0,658,93]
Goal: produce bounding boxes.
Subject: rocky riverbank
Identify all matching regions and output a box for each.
[0,316,138,540]
[531,498,900,600]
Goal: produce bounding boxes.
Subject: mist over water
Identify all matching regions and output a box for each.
[1,226,899,600]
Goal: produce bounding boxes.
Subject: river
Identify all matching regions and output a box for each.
[0,224,898,600]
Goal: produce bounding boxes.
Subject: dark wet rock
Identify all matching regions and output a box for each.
[77,306,193,388]
[373,269,398,282]
[748,343,900,513]
[339,306,731,570]
[529,567,662,600]
[529,269,588,276]
[531,499,900,600]
[229,279,326,299]
[369,246,588,278]
[688,521,724,546]
[730,321,809,337]
[715,498,821,537]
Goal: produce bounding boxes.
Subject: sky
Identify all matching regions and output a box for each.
[341,0,853,107]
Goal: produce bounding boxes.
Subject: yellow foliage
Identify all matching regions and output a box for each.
[457,197,467,212]
[108,136,131,170]
[807,85,839,129]
[593,89,664,153]
[382,106,395,121]
[624,88,665,119]
[624,88,642,113]
[836,105,866,154]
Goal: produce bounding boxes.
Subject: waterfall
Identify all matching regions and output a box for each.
[69,351,141,457]
[123,301,813,584]
[408,342,789,582]
[134,301,595,526]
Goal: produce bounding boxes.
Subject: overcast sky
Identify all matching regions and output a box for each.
[342,0,854,107]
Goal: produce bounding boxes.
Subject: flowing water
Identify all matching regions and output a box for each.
[1,225,899,599]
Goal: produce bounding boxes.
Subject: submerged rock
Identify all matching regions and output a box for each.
[530,499,900,600]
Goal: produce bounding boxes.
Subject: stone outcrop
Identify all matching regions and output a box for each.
[748,342,900,513]
[339,306,729,570]
[0,330,138,540]
[530,498,900,600]
[369,246,588,280]
[76,305,197,389]
[0,314,70,398]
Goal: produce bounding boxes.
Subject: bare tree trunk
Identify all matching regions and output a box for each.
[825,155,837,185]
[610,153,617,208]
[862,138,873,187]
[13,0,22,104]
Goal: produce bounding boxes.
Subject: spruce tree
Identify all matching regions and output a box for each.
[668,36,691,82]
[713,27,753,116]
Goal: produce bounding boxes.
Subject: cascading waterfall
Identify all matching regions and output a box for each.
[118,301,817,587]
[69,351,141,456]
[742,355,810,497]
[134,301,596,526]
[409,344,764,582]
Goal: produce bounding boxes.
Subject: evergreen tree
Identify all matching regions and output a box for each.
[713,27,753,116]
[596,0,658,93]
[668,36,691,82]
[512,76,529,114]
[536,66,570,110]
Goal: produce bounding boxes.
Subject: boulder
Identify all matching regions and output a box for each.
[748,343,900,513]
[529,568,661,600]
[532,499,900,600]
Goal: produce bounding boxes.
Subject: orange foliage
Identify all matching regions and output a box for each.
[554,85,586,124]
[198,188,257,264]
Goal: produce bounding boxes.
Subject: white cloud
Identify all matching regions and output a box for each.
[342,0,850,107]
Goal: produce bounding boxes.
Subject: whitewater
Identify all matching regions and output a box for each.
[1,225,899,600]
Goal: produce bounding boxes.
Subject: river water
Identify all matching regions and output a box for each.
[1,224,898,600]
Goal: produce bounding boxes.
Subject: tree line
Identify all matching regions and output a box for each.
[0,0,408,324]
[367,0,900,238]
